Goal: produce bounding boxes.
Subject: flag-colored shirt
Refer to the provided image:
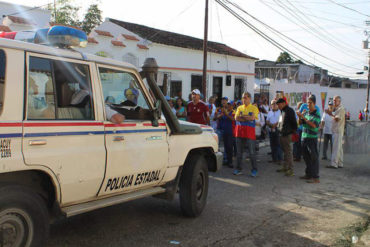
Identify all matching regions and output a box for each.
[235,104,259,140]
[302,109,321,139]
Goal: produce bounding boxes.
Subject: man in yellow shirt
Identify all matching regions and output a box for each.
[233,92,259,177]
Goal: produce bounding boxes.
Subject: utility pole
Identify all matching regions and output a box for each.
[364,20,370,120]
[366,52,369,120]
[202,0,209,98]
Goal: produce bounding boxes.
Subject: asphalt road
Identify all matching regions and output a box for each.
[47,148,370,247]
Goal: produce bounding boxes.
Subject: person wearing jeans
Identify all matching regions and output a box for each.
[233,92,259,177]
[297,95,321,183]
[266,100,283,163]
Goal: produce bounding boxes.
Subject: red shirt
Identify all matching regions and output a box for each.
[187,101,209,125]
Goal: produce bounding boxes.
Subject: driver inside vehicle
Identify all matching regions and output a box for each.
[120,87,139,107]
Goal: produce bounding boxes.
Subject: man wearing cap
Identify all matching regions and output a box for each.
[297,95,321,183]
[233,92,259,177]
[276,97,298,176]
[266,99,283,164]
[187,89,210,125]
[320,100,334,160]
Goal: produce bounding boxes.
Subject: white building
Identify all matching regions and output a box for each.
[80,18,257,103]
[0,1,51,31]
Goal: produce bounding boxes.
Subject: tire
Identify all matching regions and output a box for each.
[0,185,49,247]
[179,154,209,217]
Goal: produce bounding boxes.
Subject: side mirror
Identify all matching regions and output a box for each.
[152,99,161,127]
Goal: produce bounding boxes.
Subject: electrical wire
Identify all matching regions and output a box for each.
[224,0,361,71]
[260,0,364,59]
[215,0,360,78]
[273,0,363,57]
[325,0,370,17]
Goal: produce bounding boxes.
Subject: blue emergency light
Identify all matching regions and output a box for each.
[47,26,87,48]
[0,26,87,48]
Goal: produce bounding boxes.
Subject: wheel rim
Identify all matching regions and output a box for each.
[0,208,33,247]
[196,170,205,201]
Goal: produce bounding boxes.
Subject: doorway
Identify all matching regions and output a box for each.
[213,76,223,107]
[234,78,243,100]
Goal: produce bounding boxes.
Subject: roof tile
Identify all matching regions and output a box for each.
[88,37,99,44]
[95,30,114,37]
[0,25,11,32]
[111,40,126,47]
[109,18,257,60]
[7,15,36,26]
[122,34,139,41]
[137,44,149,50]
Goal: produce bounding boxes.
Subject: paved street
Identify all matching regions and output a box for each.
[47,147,370,247]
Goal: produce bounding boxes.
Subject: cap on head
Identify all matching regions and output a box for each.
[165,95,171,101]
[222,96,229,101]
[191,89,201,95]
[276,98,286,104]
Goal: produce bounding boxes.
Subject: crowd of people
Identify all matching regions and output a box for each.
[165,89,347,184]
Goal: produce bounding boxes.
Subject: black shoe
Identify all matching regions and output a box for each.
[322,157,327,160]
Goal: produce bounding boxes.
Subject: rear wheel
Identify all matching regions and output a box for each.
[0,185,49,247]
[179,154,209,217]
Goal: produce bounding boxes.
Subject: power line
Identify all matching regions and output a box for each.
[283,0,363,54]
[4,3,50,17]
[260,0,364,59]
[274,0,363,56]
[325,0,370,17]
[224,0,361,71]
[215,0,358,78]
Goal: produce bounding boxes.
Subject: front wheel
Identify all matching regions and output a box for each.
[179,154,209,217]
[0,185,49,247]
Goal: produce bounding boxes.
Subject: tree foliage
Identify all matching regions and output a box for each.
[48,0,80,27]
[47,0,102,34]
[276,52,304,64]
[276,52,294,64]
[81,4,102,34]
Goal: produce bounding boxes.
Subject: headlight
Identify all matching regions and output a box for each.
[211,132,218,143]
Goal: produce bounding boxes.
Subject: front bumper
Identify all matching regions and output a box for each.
[215,151,223,171]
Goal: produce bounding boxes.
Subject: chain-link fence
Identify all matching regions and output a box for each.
[344,121,370,154]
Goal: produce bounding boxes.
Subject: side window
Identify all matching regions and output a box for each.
[0,50,6,114]
[99,67,151,120]
[27,56,94,120]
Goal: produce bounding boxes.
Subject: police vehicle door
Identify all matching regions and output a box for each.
[98,65,168,195]
[22,54,106,205]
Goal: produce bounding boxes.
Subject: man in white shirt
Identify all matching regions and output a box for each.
[320,101,334,160]
[105,105,125,124]
[266,100,282,163]
[326,96,346,168]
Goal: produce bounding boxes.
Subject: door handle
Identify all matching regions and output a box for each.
[113,136,125,142]
[29,140,47,146]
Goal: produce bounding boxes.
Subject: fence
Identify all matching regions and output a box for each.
[344,121,370,154]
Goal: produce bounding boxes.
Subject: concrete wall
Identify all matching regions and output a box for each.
[267,80,368,119]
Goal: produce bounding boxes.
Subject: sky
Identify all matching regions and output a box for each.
[6,0,370,79]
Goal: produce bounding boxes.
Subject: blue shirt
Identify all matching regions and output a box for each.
[218,111,233,135]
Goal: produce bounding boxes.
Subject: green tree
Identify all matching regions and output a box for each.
[81,4,102,34]
[276,52,294,64]
[48,0,80,27]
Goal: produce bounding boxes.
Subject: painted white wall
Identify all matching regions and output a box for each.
[80,19,256,101]
[0,1,51,29]
[266,80,367,119]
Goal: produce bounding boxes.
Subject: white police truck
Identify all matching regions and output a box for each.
[0,26,222,247]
